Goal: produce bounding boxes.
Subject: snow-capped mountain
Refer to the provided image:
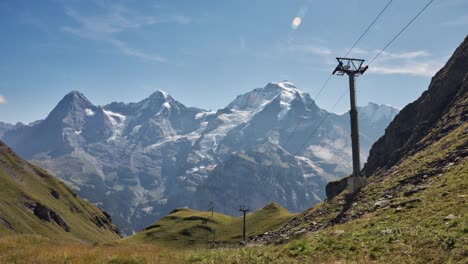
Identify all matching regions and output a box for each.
[359,102,401,123]
[349,102,401,146]
[2,81,399,235]
[104,90,204,143]
[3,91,113,158]
[191,140,331,215]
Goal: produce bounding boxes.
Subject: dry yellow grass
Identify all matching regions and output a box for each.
[0,235,180,264]
[0,235,336,264]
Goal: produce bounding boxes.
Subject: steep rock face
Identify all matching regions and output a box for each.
[363,36,468,176]
[105,90,203,141]
[1,82,398,235]
[2,91,113,158]
[0,141,120,242]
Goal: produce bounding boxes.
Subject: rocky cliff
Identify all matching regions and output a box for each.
[363,35,468,176]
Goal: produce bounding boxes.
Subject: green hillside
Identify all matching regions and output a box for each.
[0,141,120,243]
[227,122,466,263]
[123,202,295,247]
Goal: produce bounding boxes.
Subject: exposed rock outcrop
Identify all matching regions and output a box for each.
[33,203,70,232]
[325,176,349,200]
[363,35,468,176]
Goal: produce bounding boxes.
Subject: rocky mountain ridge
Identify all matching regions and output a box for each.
[2,81,399,235]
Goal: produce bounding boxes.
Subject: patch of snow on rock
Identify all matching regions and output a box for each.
[131,125,142,136]
[142,206,153,214]
[84,108,95,116]
[103,110,127,141]
[155,101,171,116]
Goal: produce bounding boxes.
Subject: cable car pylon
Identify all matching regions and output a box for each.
[333,57,368,193]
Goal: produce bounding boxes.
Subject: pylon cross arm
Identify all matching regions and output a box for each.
[333,57,368,75]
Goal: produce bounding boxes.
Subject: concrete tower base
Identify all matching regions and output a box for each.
[348,176,367,194]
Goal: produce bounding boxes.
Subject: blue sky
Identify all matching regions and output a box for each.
[0,0,467,124]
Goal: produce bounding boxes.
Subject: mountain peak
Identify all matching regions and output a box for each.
[359,102,400,122]
[63,90,89,102]
[148,90,171,100]
[268,81,297,90]
[263,81,303,95]
[57,90,93,107]
[133,90,176,114]
[363,102,400,111]
[227,81,310,111]
[45,91,96,123]
[56,91,94,111]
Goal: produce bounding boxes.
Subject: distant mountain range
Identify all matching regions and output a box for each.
[0,122,15,138]
[1,81,399,235]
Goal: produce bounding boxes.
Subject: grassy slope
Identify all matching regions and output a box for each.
[1,122,463,263]
[123,202,295,247]
[186,122,468,263]
[0,142,120,243]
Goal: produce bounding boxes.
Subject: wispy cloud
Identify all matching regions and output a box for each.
[347,48,369,55]
[378,50,430,59]
[109,39,164,62]
[264,37,336,65]
[368,50,445,77]
[0,95,7,104]
[62,4,190,62]
[259,37,445,77]
[371,60,445,77]
[288,44,332,56]
[280,40,336,66]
